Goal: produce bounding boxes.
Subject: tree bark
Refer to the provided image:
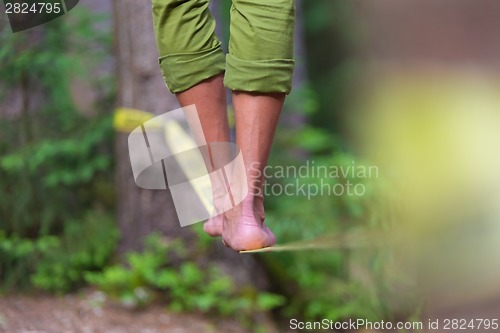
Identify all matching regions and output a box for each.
[112,0,187,254]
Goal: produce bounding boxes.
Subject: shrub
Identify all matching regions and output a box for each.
[86,233,285,321]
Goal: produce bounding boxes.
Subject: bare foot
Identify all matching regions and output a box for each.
[203,215,223,237]
[221,197,276,251]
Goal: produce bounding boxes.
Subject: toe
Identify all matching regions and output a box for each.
[203,217,223,237]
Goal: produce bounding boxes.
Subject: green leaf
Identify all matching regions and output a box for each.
[256,293,286,311]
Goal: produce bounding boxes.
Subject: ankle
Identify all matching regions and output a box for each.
[238,194,264,221]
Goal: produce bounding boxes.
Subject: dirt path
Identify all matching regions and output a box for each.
[0,290,268,333]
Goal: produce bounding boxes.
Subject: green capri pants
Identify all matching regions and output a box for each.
[151,0,295,94]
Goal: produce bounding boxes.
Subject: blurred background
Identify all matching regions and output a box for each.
[1,0,500,332]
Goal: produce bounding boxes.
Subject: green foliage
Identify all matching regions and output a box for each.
[0,211,118,292]
[265,115,418,323]
[1,115,112,188]
[301,0,361,134]
[0,231,59,290]
[0,8,116,293]
[31,211,119,292]
[0,113,113,236]
[0,8,114,236]
[86,233,285,320]
[263,172,396,323]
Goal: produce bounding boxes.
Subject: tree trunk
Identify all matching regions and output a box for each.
[112,0,186,254]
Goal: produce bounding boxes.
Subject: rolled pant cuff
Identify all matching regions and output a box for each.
[159,45,226,93]
[224,53,295,94]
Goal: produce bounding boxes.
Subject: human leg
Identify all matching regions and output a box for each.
[222,0,295,251]
[175,75,230,236]
[152,0,229,234]
[221,92,285,251]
